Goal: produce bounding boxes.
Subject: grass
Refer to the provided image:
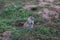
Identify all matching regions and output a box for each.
[0,0,60,40]
[43,4,51,8]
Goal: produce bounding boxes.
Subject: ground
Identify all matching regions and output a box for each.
[0,0,60,40]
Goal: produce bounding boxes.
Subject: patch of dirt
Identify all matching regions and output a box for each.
[0,30,12,40]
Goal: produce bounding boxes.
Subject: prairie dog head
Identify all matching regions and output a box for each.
[28,16,34,21]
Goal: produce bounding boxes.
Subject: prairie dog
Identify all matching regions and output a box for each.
[23,16,34,28]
